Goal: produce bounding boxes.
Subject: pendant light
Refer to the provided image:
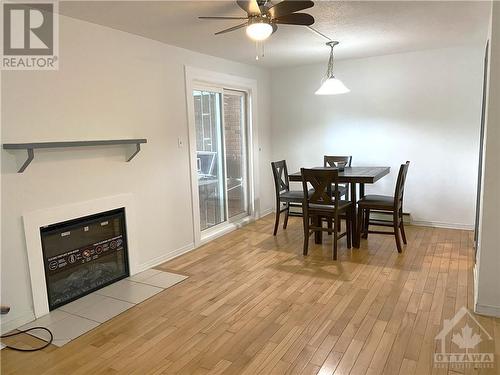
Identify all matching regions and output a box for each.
[315,41,350,95]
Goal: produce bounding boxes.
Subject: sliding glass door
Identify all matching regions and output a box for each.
[192,87,249,232]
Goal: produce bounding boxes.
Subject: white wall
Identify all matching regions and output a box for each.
[271,47,484,228]
[475,1,500,317]
[0,15,274,331]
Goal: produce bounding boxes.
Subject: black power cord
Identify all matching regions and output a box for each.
[1,326,53,351]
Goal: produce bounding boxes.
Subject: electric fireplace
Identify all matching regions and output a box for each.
[40,208,129,310]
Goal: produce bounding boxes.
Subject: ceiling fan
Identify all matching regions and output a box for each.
[199,0,315,42]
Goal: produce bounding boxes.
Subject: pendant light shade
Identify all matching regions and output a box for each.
[315,77,350,95]
[315,41,349,95]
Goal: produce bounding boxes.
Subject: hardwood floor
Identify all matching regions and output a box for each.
[2,215,499,374]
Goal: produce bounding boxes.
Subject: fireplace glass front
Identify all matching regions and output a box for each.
[40,208,129,310]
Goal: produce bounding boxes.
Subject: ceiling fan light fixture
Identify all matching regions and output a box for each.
[315,41,349,95]
[246,18,273,41]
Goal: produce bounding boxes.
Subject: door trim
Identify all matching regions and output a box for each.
[184,66,260,247]
[474,40,490,257]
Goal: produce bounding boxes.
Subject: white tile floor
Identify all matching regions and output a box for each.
[19,269,188,347]
[95,279,162,304]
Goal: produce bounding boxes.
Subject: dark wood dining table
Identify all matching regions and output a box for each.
[288,166,391,248]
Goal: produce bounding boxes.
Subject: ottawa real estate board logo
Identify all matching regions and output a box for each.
[434,307,495,369]
[2,1,58,70]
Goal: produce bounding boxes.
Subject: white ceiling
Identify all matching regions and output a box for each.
[59,1,491,67]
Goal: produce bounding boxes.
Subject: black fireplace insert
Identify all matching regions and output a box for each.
[40,208,129,310]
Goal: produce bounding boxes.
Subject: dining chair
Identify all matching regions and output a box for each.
[271,160,305,235]
[323,155,352,233]
[356,161,410,253]
[301,168,353,260]
[323,155,352,198]
[324,155,352,168]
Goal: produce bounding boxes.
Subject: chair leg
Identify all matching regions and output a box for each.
[273,202,281,236]
[346,209,352,249]
[303,214,310,255]
[362,209,370,239]
[283,205,289,229]
[393,213,402,253]
[314,216,323,244]
[357,207,364,244]
[333,214,338,260]
[399,210,407,245]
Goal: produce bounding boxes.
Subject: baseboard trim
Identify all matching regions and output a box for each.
[1,310,36,334]
[136,243,195,273]
[410,220,474,231]
[472,263,477,306]
[259,208,274,218]
[200,215,256,246]
[474,303,500,317]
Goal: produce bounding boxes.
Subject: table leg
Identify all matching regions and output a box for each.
[351,182,360,248]
[314,216,322,244]
[360,183,365,198]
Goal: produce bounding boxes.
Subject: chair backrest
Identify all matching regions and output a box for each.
[271,160,290,196]
[324,155,352,168]
[301,168,342,209]
[394,161,410,210]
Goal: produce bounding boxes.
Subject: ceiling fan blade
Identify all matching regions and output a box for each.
[274,13,314,26]
[199,16,249,20]
[215,22,248,35]
[236,0,261,16]
[268,0,314,19]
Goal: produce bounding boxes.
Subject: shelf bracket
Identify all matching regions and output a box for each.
[18,148,34,173]
[126,143,141,162]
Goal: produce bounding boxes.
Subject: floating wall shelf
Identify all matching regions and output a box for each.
[2,139,147,173]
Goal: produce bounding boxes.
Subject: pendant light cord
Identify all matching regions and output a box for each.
[307,26,338,79]
[307,26,334,42]
[326,42,336,78]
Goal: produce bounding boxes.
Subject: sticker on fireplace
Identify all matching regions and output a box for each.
[45,235,124,274]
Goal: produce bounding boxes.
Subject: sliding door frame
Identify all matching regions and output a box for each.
[185,66,260,247]
[223,88,250,222]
